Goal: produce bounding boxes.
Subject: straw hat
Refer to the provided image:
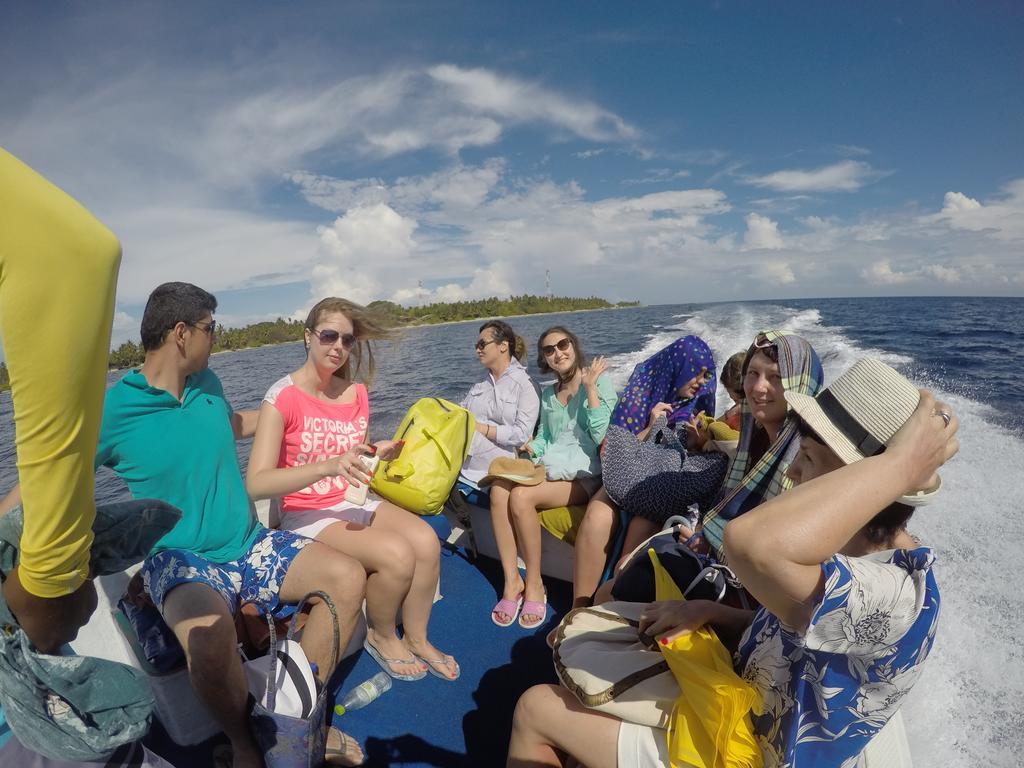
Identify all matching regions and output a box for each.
[478,456,545,487]
[785,358,942,506]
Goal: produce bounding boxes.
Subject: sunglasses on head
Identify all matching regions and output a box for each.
[541,338,572,357]
[310,328,357,349]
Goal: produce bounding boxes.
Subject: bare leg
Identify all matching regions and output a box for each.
[509,479,596,625]
[592,577,616,606]
[162,583,264,768]
[370,501,458,679]
[313,518,423,677]
[489,479,525,623]
[278,543,368,766]
[572,486,619,607]
[507,684,620,768]
[615,516,660,572]
[278,541,368,680]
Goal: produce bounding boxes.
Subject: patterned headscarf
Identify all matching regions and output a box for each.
[610,335,717,435]
[701,330,824,560]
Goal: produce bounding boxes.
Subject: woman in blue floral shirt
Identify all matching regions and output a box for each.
[507,359,957,768]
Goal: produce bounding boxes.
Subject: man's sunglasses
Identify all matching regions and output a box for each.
[191,321,217,336]
[541,338,572,357]
[310,328,357,349]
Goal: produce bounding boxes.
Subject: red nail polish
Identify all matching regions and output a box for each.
[659,637,668,645]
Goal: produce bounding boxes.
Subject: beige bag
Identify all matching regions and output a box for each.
[551,601,680,728]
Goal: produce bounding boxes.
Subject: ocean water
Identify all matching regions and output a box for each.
[0,296,1021,766]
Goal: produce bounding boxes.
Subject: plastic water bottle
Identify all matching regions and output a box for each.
[334,671,392,715]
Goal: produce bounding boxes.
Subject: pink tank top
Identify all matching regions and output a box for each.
[263,376,370,513]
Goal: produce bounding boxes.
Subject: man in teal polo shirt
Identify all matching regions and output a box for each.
[95,283,367,768]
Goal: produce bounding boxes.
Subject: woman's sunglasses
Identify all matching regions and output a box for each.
[541,338,572,357]
[475,339,499,351]
[310,328,357,349]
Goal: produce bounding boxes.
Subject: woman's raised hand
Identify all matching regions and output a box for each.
[684,410,709,449]
[887,390,959,495]
[638,599,716,643]
[648,401,673,425]
[582,356,608,389]
[321,444,375,486]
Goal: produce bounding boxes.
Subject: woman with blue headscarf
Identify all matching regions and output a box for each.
[610,335,717,438]
[564,336,721,616]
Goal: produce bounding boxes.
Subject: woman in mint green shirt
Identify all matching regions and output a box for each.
[487,326,617,630]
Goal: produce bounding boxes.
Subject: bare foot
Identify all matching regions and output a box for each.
[493,574,525,624]
[520,582,547,627]
[325,726,365,766]
[404,638,460,680]
[366,628,426,677]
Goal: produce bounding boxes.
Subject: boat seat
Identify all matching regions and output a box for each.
[443,491,579,582]
[71,500,367,746]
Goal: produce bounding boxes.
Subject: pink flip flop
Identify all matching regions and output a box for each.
[519,592,548,630]
[491,593,524,627]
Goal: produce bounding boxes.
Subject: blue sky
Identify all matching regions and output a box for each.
[2,1,1022,343]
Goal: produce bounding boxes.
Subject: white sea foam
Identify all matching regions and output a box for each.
[606,301,1024,767]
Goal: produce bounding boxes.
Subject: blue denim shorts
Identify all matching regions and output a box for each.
[141,527,313,619]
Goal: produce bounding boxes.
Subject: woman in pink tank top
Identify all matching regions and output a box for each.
[246,298,459,682]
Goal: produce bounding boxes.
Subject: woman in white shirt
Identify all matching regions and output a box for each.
[457,320,541,500]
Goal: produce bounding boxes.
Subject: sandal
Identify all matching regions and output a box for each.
[491,592,524,627]
[412,652,461,681]
[363,639,427,681]
[519,592,548,630]
[325,726,365,766]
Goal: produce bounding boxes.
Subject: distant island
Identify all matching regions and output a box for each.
[0,295,636,387]
[99,294,637,374]
[101,294,634,370]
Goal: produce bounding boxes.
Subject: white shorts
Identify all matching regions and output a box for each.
[615,710,910,768]
[616,722,668,768]
[279,495,382,538]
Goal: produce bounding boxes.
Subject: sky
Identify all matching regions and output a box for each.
[2,1,1022,344]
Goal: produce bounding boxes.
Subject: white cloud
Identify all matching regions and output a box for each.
[744,160,886,192]
[295,161,1024,306]
[923,264,962,283]
[754,261,796,285]
[940,191,982,214]
[573,148,608,159]
[112,205,321,304]
[925,180,1024,241]
[743,213,784,250]
[313,204,418,305]
[863,260,914,285]
[427,64,637,143]
[112,311,135,333]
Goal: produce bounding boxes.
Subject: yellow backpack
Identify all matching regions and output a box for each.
[371,397,476,515]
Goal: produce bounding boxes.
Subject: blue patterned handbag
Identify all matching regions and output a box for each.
[247,590,340,768]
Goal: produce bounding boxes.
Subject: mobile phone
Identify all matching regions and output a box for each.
[343,450,380,506]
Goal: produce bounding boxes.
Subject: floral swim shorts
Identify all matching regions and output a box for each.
[141,526,313,619]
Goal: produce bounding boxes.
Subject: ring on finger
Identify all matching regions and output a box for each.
[933,409,952,427]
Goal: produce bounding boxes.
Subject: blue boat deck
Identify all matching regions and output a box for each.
[145,515,571,767]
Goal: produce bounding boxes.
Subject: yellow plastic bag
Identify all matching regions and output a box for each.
[370,397,475,515]
[649,550,762,768]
